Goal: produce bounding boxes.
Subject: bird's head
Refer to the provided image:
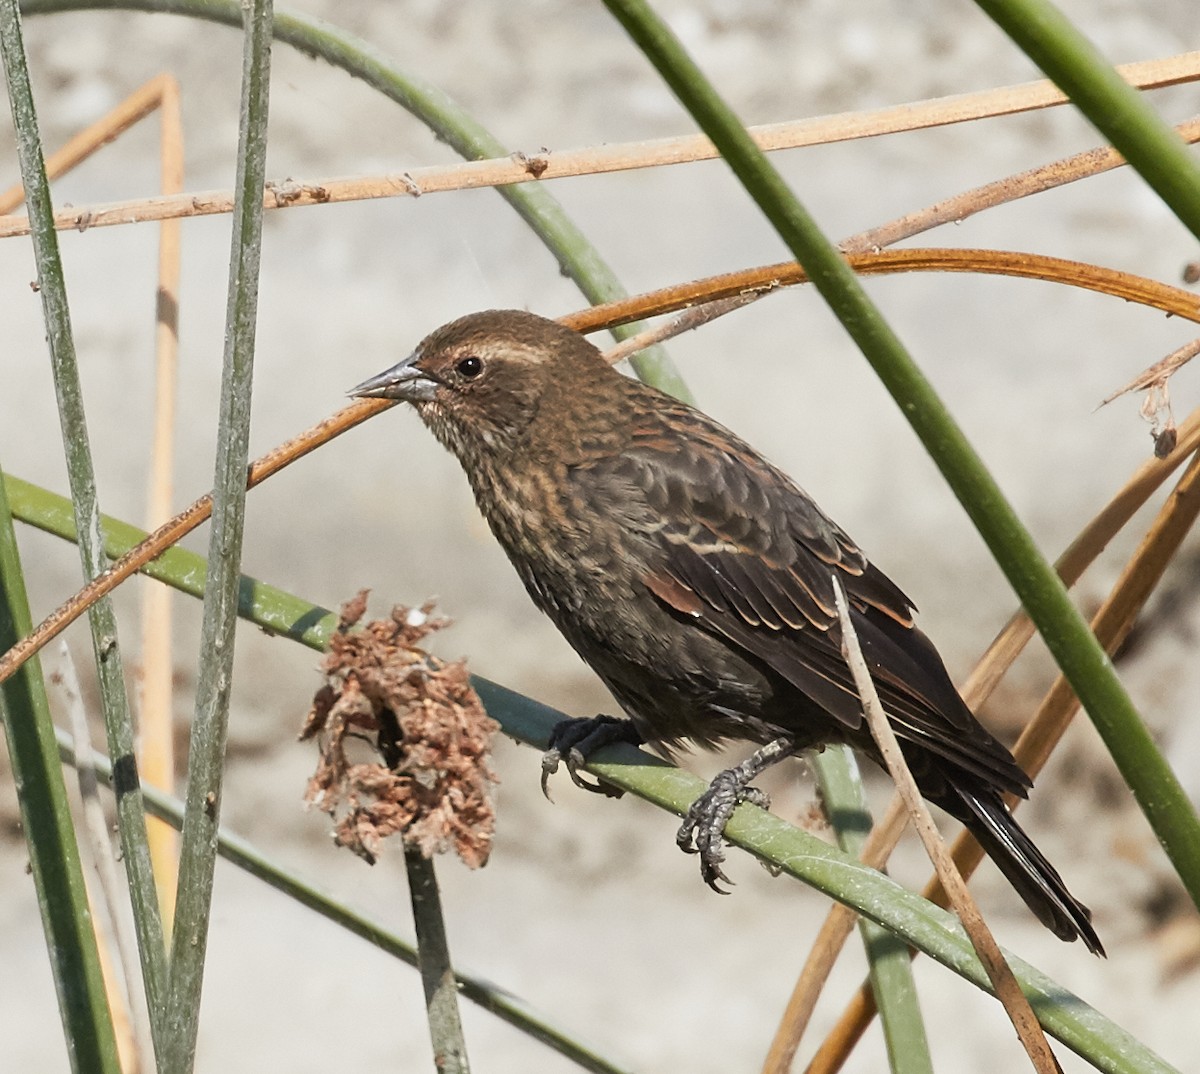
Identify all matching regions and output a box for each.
[350,309,607,460]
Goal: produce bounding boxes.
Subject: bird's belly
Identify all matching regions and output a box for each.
[550,591,789,752]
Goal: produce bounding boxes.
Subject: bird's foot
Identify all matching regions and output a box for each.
[676,738,794,893]
[676,776,771,892]
[541,715,642,801]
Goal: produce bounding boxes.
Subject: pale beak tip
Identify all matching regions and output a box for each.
[346,354,437,402]
[348,366,407,399]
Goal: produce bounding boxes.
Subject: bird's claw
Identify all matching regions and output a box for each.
[541,715,639,801]
[541,744,618,799]
[676,771,772,893]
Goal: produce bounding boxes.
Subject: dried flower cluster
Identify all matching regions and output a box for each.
[301,591,499,868]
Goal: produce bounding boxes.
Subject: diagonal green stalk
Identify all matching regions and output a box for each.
[162,2,273,1069]
[474,682,1175,1074]
[5,474,1179,1074]
[5,473,340,645]
[600,0,1200,918]
[0,474,120,1074]
[0,0,168,1047]
[813,748,931,1074]
[18,0,692,400]
[971,0,1200,242]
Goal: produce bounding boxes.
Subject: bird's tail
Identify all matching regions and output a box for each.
[953,787,1105,956]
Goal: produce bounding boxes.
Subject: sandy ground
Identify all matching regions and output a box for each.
[3,2,1200,1071]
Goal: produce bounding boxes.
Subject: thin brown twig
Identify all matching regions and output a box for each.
[0,398,391,686]
[845,116,1200,254]
[801,439,1200,1074]
[0,53,1196,240]
[600,292,766,365]
[1101,336,1200,406]
[764,407,1200,1073]
[721,112,1200,348]
[585,112,1200,333]
[832,579,1064,1074]
[602,115,1200,409]
[602,109,1200,333]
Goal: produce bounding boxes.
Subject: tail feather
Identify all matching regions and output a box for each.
[956,788,1104,956]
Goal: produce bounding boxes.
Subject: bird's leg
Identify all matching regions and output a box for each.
[677,737,794,892]
[541,715,643,800]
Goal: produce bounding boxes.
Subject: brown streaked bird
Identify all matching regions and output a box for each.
[351,308,1103,955]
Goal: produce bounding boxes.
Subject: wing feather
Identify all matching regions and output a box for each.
[596,405,1029,795]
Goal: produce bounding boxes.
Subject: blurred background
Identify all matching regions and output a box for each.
[2,1,1199,1070]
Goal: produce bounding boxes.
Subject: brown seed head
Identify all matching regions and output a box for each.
[302,592,499,868]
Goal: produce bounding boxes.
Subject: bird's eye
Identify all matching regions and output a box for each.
[455,355,484,380]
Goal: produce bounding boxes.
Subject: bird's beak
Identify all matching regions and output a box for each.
[348,350,438,402]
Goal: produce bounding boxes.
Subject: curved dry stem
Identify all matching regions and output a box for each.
[563,247,1200,333]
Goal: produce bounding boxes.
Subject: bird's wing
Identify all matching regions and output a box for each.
[578,406,1028,794]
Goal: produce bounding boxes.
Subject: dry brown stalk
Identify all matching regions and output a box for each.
[563,247,1200,334]
[138,74,185,928]
[832,580,1064,1074]
[845,117,1200,253]
[0,53,1196,240]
